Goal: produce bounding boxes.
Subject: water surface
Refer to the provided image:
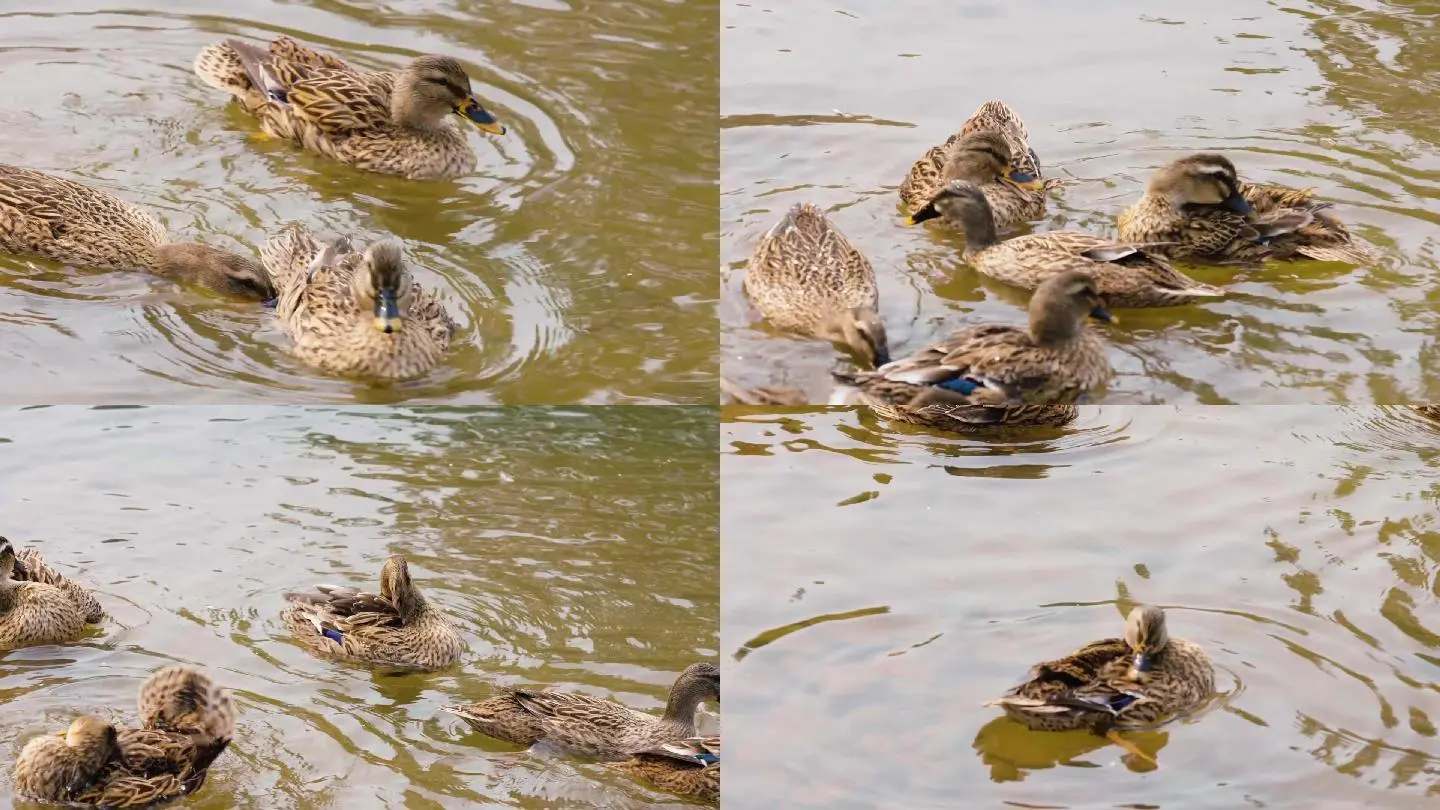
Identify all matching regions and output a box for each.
[722,1,1440,404]
[1,0,717,404]
[1,405,718,808]
[722,405,1440,808]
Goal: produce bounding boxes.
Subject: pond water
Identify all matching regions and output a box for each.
[1,405,718,808]
[721,0,1440,405]
[722,405,1440,808]
[0,0,717,404]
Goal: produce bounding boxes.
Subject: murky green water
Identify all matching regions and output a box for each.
[721,1,1440,404]
[721,405,1440,808]
[0,0,717,404]
[0,405,718,808]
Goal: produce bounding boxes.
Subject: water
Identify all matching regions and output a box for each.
[721,405,1440,808]
[721,0,1440,405]
[0,405,718,808]
[0,0,717,404]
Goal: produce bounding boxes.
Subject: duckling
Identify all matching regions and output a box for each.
[260,225,457,380]
[9,542,103,623]
[13,665,235,808]
[832,271,1113,428]
[282,553,463,670]
[902,99,1057,233]
[0,164,273,300]
[986,605,1214,765]
[442,662,720,760]
[194,36,505,180]
[0,538,94,649]
[1116,153,1372,264]
[911,181,1222,308]
[744,202,890,367]
[608,735,720,802]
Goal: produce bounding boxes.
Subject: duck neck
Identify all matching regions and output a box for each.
[954,200,1000,253]
[660,678,705,732]
[1029,310,1083,349]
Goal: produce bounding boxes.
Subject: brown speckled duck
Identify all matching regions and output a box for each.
[986,604,1214,764]
[1116,153,1372,264]
[900,100,1056,232]
[744,202,889,368]
[13,665,235,808]
[261,225,457,381]
[442,662,720,760]
[282,553,463,671]
[0,164,273,300]
[912,181,1222,308]
[194,36,505,180]
[832,271,1113,428]
[0,538,99,649]
[609,735,720,803]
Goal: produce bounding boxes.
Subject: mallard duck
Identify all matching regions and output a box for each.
[744,202,890,367]
[260,225,457,380]
[720,378,809,406]
[985,604,1214,765]
[13,665,235,808]
[911,181,1223,308]
[900,100,1056,231]
[442,662,720,760]
[0,164,274,300]
[831,270,1112,429]
[282,553,463,670]
[194,36,505,180]
[1415,405,1440,421]
[608,735,719,803]
[9,542,104,624]
[1115,153,1373,264]
[0,538,97,649]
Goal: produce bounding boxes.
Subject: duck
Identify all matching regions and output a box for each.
[900,100,1055,232]
[193,36,505,180]
[720,378,809,406]
[442,662,720,760]
[1115,153,1373,264]
[13,665,235,808]
[260,225,457,380]
[744,202,890,368]
[0,538,98,649]
[8,541,104,624]
[282,553,463,670]
[831,270,1112,430]
[910,181,1223,308]
[985,604,1214,765]
[608,735,720,803]
[0,164,274,300]
[1416,405,1440,421]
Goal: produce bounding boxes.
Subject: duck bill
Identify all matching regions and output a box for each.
[1131,651,1153,677]
[1089,305,1116,324]
[456,97,506,135]
[1004,169,1045,191]
[906,203,941,226]
[1221,190,1254,215]
[373,290,403,334]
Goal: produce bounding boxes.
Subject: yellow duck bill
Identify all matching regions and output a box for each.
[457,97,506,135]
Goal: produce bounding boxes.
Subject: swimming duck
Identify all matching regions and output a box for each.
[282,553,463,670]
[985,604,1214,764]
[13,665,235,808]
[9,543,104,624]
[744,202,890,367]
[442,662,720,760]
[260,225,457,380]
[901,100,1056,232]
[1115,153,1372,264]
[911,181,1222,308]
[193,36,505,180]
[0,538,97,649]
[608,735,720,803]
[0,164,274,300]
[832,271,1112,429]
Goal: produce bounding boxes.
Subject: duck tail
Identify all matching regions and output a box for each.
[193,41,255,96]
